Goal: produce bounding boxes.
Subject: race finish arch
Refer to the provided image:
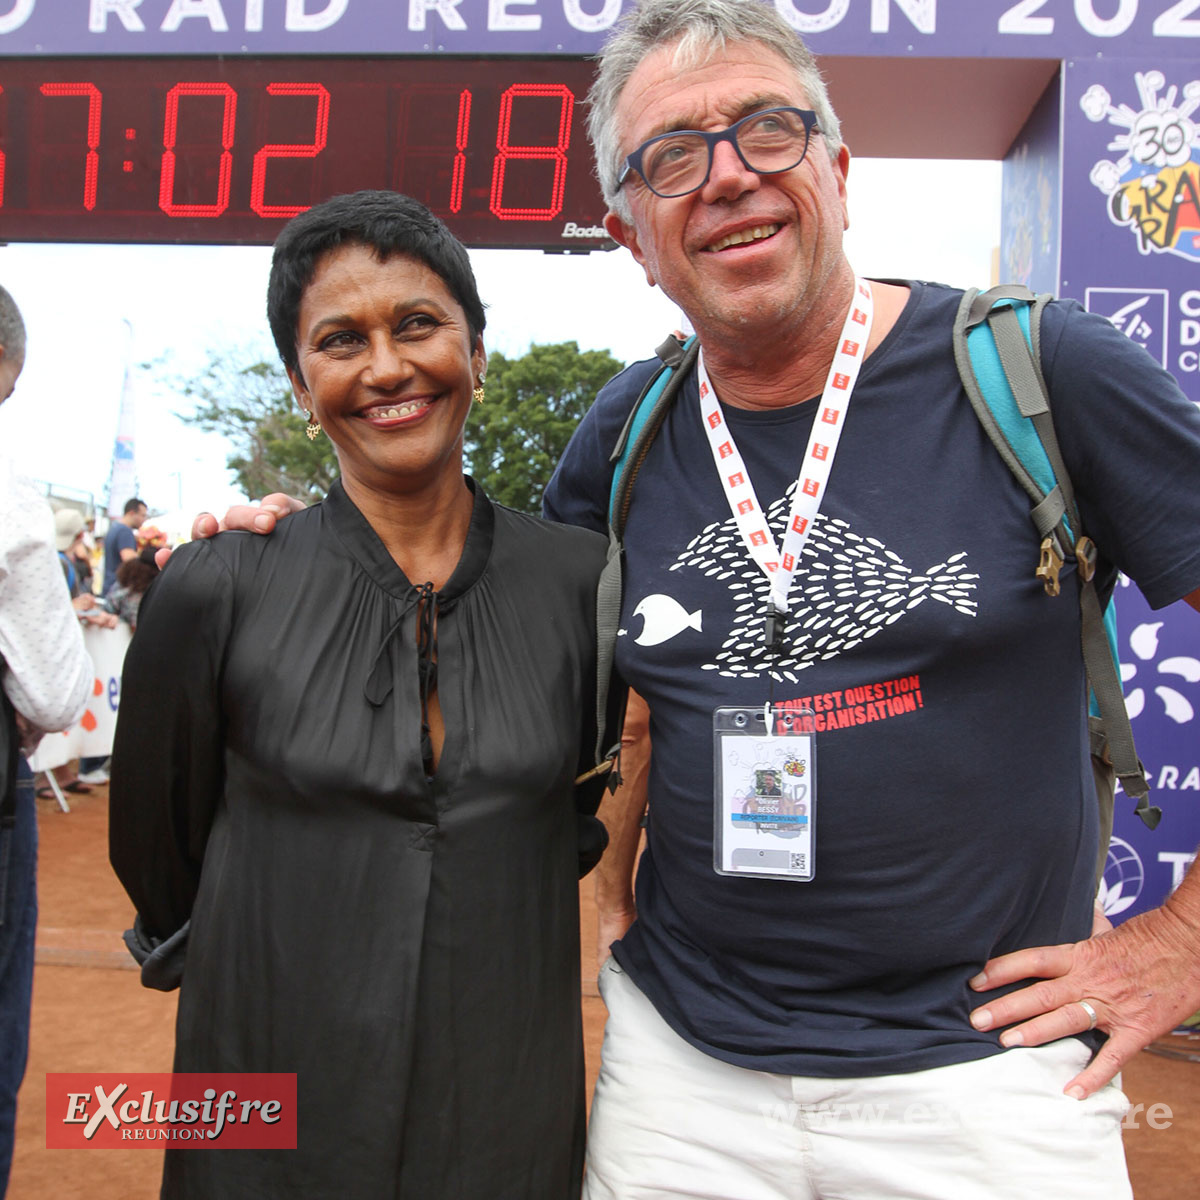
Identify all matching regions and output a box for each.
[2,0,1199,918]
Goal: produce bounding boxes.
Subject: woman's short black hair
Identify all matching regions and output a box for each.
[267,190,487,378]
[116,549,160,594]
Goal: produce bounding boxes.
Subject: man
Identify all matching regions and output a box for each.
[200,2,1200,1192]
[757,770,781,797]
[0,284,91,1195]
[536,1,1200,1195]
[101,497,147,597]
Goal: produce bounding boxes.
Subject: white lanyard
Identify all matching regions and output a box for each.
[696,279,874,644]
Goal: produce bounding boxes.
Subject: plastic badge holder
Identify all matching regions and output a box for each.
[712,706,816,882]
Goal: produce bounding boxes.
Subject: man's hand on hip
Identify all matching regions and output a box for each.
[968,898,1200,1099]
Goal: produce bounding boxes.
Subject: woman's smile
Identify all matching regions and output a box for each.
[356,396,437,426]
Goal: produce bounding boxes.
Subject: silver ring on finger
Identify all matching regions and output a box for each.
[1077,999,1099,1031]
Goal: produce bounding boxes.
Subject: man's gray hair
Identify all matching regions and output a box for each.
[0,284,26,366]
[588,0,843,222]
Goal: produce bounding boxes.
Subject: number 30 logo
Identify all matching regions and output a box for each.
[1131,109,1195,170]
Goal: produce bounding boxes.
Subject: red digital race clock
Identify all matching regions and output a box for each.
[0,57,612,250]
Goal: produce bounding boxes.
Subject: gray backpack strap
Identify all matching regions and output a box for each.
[990,303,1083,556]
[591,526,626,770]
[955,288,1076,575]
[608,335,698,535]
[954,286,1158,847]
[590,336,699,770]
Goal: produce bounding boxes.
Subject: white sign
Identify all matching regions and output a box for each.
[28,623,131,772]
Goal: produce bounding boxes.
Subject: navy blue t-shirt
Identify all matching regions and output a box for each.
[544,281,1200,1077]
[103,521,136,596]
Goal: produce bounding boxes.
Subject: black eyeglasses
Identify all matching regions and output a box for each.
[618,107,820,199]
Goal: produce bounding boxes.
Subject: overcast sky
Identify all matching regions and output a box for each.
[0,157,1001,523]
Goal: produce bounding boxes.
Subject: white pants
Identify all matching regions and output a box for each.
[584,960,1132,1200]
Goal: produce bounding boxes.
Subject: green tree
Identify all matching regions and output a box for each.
[176,339,621,510]
[465,341,623,513]
[178,350,339,502]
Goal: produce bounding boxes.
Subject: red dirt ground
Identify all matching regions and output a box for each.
[8,784,1198,1197]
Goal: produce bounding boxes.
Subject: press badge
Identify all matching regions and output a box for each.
[713,706,816,881]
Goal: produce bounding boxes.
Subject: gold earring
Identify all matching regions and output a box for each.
[473,376,485,405]
[304,409,322,440]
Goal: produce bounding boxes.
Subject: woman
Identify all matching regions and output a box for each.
[109,191,613,1198]
[104,545,159,630]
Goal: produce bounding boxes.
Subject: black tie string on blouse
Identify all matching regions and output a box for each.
[364,578,444,777]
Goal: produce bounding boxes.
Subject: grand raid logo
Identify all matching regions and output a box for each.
[1083,70,1200,262]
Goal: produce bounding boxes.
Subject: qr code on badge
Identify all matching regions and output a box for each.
[790,853,807,870]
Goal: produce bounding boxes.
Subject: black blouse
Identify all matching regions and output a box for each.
[110,479,610,1198]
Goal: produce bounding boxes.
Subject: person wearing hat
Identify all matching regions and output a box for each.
[54,510,117,628]
[51,510,117,793]
[54,509,87,598]
[39,512,111,801]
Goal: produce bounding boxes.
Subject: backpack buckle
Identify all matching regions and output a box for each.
[1075,536,1098,583]
[574,755,616,786]
[1037,537,1063,596]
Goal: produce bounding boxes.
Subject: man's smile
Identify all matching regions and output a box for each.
[704,222,783,253]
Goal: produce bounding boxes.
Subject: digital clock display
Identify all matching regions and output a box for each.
[0,57,611,250]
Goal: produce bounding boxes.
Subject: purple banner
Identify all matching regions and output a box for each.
[1106,580,1200,923]
[1061,58,1200,406]
[1052,55,1200,921]
[1001,72,1062,296]
[3,1,1200,59]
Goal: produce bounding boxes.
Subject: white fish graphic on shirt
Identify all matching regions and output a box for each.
[656,483,979,681]
[633,595,703,646]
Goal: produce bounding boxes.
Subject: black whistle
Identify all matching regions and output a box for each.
[763,604,786,650]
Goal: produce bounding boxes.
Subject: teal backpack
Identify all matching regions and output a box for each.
[593,285,1159,878]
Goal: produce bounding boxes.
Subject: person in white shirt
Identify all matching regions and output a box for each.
[0,284,91,1196]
